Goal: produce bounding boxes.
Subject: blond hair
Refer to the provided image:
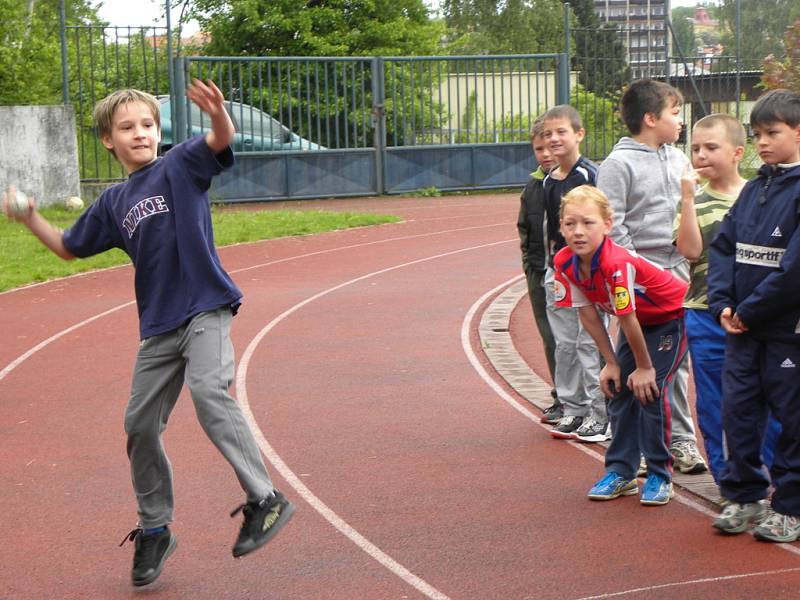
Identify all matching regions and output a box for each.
[693,113,746,148]
[560,185,614,221]
[529,115,546,141]
[93,89,161,140]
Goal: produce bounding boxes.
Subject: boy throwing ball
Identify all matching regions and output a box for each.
[2,81,294,586]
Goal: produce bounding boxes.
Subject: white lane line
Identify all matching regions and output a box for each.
[461,281,800,598]
[0,302,135,383]
[573,566,800,599]
[0,223,509,380]
[236,238,515,600]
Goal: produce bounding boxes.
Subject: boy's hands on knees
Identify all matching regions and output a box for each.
[600,363,621,399]
[628,367,659,405]
[2,185,35,223]
[720,307,748,334]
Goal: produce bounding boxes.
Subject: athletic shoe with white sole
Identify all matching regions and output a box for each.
[540,401,563,425]
[588,472,638,500]
[572,418,611,443]
[640,473,674,506]
[712,500,768,534]
[550,415,583,439]
[670,440,708,474]
[753,510,800,543]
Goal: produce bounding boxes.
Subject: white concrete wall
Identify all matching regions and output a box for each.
[0,106,80,206]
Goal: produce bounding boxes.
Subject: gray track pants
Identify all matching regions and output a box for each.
[544,267,607,421]
[125,307,273,528]
[666,261,697,445]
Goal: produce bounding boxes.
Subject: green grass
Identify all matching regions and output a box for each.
[0,205,399,293]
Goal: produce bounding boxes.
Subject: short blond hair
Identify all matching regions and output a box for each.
[693,113,746,148]
[529,115,546,141]
[93,89,160,139]
[560,185,614,221]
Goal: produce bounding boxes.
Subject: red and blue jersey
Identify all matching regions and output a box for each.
[554,236,687,326]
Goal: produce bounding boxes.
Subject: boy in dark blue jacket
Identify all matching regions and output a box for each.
[708,89,800,542]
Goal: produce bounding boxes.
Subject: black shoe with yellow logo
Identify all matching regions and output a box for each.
[231,490,295,557]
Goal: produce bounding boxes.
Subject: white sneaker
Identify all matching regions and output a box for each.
[572,418,611,443]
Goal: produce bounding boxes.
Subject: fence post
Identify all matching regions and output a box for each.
[557,53,570,105]
[59,0,69,104]
[559,2,570,105]
[372,56,386,195]
[174,57,188,144]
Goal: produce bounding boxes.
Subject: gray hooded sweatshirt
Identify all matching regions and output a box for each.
[596,136,690,269]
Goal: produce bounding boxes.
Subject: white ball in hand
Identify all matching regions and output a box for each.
[6,188,30,217]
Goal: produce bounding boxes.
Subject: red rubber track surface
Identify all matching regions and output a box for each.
[2,194,799,599]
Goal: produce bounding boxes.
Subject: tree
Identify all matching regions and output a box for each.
[567,0,629,98]
[0,0,101,105]
[762,18,800,92]
[189,0,442,57]
[719,0,800,64]
[442,0,565,55]
[670,6,697,56]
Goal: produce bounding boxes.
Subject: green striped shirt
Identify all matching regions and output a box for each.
[673,185,738,309]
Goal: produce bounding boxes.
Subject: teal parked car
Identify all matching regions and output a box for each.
[157,96,323,152]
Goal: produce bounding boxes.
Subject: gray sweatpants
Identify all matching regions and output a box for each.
[125,307,273,528]
[666,261,697,445]
[544,267,607,421]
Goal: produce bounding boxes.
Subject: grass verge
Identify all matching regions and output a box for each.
[0,205,399,293]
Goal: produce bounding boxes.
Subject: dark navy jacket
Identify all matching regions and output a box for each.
[708,163,800,341]
[543,155,598,256]
[517,166,549,274]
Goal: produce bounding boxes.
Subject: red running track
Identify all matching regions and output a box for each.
[1,194,799,599]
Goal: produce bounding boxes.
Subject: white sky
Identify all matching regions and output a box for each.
[95,0,716,32]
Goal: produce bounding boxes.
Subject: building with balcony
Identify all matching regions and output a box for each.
[594,0,670,77]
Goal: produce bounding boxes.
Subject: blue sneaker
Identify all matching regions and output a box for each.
[587,472,638,501]
[640,473,674,506]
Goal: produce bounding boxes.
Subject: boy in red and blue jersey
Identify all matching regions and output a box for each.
[553,185,688,506]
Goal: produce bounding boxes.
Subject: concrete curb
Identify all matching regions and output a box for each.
[479,279,722,507]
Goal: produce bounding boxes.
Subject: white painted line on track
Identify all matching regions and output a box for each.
[461,281,800,598]
[573,566,800,599]
[236,238,515,600]
[0,223,508,379]
[0,301,135,383]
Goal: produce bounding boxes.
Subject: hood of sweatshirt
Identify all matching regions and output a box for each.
[597,137,689,269]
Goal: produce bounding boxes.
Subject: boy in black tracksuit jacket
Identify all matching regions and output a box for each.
[708,89,800,543]
[518,117,558,414]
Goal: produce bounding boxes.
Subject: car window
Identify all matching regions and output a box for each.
[230,102,289,141]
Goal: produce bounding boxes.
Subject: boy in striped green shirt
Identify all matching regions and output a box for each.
[675,114,779,487]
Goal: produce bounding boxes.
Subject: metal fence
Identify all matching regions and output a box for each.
[62,17,767,200]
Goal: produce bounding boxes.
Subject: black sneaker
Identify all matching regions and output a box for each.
[550,415,583,439]
[119,526,177,587]
[540,401,563,424]
[231,490,295,557]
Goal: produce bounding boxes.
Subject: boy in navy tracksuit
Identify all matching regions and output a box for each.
[708,89,800,542]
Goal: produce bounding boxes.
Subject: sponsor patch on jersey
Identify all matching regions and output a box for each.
[553,279,567,302]
[614,285,630,310]
[735,243,785,268]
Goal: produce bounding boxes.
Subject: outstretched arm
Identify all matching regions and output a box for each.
[2,187,74,260]
[186,79,235,154]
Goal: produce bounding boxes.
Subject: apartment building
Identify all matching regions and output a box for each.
[594,0,670,77]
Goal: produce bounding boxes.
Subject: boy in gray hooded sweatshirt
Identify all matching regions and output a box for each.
[596,79,708,475]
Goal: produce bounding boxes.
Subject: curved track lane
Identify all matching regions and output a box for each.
[2,194,799,599]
